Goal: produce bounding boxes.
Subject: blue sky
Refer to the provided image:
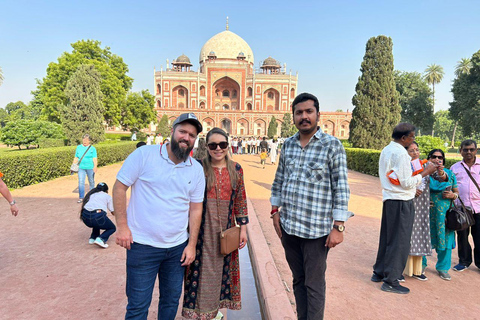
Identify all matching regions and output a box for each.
[1,0,479,112]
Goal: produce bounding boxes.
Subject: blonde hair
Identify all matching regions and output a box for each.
[204,128,237,191]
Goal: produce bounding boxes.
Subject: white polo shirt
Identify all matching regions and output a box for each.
[117,144,205,248]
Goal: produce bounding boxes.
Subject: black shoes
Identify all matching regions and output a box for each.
[371,273,382,282]
[381,283,410,294]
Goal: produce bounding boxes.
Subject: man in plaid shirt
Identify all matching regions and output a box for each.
[270,92,352,320]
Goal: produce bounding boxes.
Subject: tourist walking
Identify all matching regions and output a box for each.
[80,182,116,249]
[72,134,97,203]
[113,113,205,320]
[183,127,248,320]
[404,141,432,281]
[260,149,268,169]
[0,171,19,216]
[271,93,352,319]
[372,123,437,294]
[270,138,278,165]
[425,149,458,280]
[450,139,480,272]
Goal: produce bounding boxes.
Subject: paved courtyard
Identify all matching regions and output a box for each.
[0,154,479,319]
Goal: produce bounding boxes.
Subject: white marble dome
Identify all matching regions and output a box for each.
[199,30,254,64]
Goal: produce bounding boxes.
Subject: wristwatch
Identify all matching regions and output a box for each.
[333,224,345,232]
[9,200,16,206]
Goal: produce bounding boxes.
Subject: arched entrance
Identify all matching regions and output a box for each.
[221,118,232,134]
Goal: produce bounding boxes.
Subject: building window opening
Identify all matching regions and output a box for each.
[222,90,230,97]
[268,92,274,99]
[223,104,229,110]
[232,90,237,98]
[179,89,185,97]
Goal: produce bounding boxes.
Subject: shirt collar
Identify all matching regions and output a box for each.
[461,156,480,167]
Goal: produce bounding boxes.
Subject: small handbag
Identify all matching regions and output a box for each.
[70,145,91,173]
[215,175,240,256]
[445,195,475,231]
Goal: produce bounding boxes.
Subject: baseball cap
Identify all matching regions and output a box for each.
[172,113,203,134]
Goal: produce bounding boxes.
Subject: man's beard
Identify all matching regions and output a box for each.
[171,137,193,162]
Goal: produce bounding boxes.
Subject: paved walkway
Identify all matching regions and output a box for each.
[0,154,479,319]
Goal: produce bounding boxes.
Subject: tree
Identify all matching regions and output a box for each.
[120,90,156,132]
[349,36,401,149]
[267,116,278,138]
[450,49,480,137]
[61,64,105,145]
[415,135,447,157]
[394,71,434,135]
[281,113,295,137]
[156,114,171,137]
[4,101,38,121]
[432,110,463,145]
[423,64,444,129]
[37,40,132,124]
[0,120,64,149]
[0,66,3,86]
[455,58,472,77]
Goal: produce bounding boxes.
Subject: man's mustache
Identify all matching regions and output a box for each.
[300,120,311,125]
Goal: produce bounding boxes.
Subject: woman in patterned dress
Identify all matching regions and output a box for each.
[424,149,459,281]
[404,141,432,281]
[183,127,249,320]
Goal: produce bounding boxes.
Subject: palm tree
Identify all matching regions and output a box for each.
[455,58,472,77]
[424,64,444,136]
[0,66,4,87]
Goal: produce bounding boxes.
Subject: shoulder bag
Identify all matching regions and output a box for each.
[216,167,241,256]
[461,163,480,214]
[446,195,475,231]
[70,145,92,173]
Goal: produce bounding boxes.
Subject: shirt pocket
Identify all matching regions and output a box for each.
[285,158,296,176]
[305,162,325,184]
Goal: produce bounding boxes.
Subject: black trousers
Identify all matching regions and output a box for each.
[373,199,415,286]
[281,227,329,320]
[456,213,480,268]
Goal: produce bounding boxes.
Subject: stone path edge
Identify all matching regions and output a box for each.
[246,196,296,320]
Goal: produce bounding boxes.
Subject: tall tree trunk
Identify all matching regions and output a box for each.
[451,121,458,148]
[431,82,435,136]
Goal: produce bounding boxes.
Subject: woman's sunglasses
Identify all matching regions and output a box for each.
[207,142,229,150]
[430,155,444,160]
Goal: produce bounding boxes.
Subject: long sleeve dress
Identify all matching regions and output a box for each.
[182,162,249,320]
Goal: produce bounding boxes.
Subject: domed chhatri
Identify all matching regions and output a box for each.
[262,56,279,67]
[199,30,254,64]
[174,54,192,66]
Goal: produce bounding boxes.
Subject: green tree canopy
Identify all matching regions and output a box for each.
[156,114,171,138]
[433,110,463,146]
[394,71,434,135]
[4,101,39,121]
[121,90,156,132]
[0,120,64,149]
[267,116,278,138]
[423,64,444,117]
[61,64,105,144]
[281,113,296,137]
[450,49,480,137]
[455,58,472,77]
[349,35,401,149]
[37,39,132,124]
[415,135,447,157]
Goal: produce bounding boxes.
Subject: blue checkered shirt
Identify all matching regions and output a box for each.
[270,129,352,239]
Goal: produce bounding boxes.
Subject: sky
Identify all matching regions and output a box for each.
[1,0,479,112]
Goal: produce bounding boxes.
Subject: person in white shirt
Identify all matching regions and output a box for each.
[113,113,205,320]
[155,134,163,145]
[372,123,437,294]
[80,182,115,248]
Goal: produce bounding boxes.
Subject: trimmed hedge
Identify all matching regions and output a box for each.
[0,142,136,189]
[345,147,459,177]
[105,133,132,141]
[38,138,67,148]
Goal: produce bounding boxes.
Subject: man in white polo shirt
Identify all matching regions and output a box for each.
[113,113,205,320]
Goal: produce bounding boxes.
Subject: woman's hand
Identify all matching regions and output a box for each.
[415,189,423,197]
[239,227,247,249]
[442,190,455,199]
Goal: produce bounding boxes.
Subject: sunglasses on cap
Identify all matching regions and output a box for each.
[207,142,229,150]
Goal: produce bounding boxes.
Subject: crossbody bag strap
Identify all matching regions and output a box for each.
[461,163,480,194]
[78,145,92,166]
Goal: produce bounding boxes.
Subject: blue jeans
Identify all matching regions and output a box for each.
[78,168,95,199]
[81,209,116,242]
[125,241,188,320]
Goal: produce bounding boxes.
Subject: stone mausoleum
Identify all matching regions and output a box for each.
[153,23,351,138]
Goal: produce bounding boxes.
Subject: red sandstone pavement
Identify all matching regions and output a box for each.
[0,155,479,320]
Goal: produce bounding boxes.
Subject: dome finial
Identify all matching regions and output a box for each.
[226,16,229,30]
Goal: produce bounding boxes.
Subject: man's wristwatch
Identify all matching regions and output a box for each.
[9,200,16,206]
[333,224,345,232]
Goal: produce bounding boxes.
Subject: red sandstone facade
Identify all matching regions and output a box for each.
[154,26,351,138]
